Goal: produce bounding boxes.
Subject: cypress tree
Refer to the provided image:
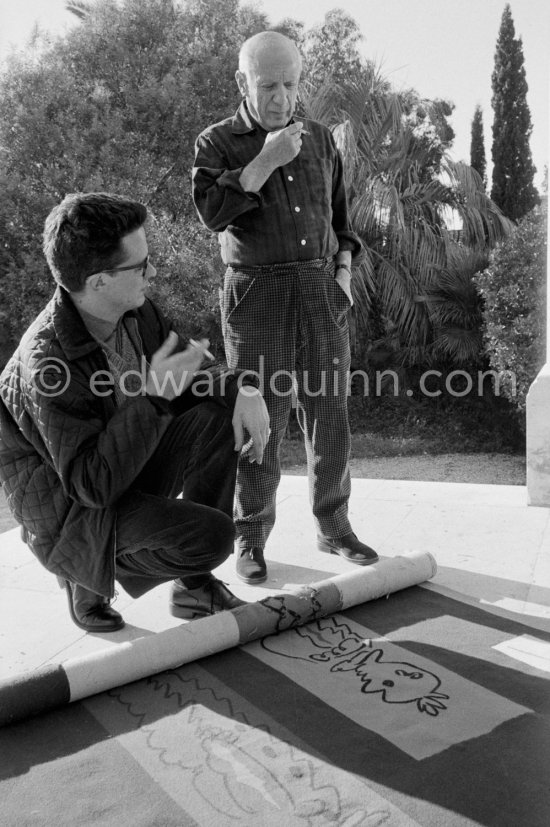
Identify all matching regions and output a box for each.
[470,105,487,187]
[491,4,539,221]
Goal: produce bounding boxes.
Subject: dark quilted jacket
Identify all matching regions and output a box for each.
[0,287,246,597]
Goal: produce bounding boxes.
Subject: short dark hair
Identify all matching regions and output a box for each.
[43,192,148,292]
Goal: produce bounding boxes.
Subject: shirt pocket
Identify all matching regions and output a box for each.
[298,155,333,207]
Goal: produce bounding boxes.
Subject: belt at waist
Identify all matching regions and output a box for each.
[226,257,334,276]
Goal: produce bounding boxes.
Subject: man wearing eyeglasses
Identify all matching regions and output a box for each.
[0,192,269,632]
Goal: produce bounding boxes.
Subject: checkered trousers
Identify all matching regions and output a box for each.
[221,257,353,547]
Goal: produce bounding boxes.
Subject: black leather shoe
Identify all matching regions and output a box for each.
[170,576,248,619]
[317,532,379,566]
[236,547,267,584]
[64,580,125,632]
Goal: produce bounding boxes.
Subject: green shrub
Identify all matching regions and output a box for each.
[145,211,225,355]
[474,200,547,426]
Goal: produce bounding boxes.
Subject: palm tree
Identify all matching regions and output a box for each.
[419,247,488,365]
[302,73,513,367]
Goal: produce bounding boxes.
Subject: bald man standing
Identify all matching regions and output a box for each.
[193,31,378,584]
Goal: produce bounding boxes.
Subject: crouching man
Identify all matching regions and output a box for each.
[0,192,269,632]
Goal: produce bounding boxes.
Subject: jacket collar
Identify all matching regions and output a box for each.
[51,286,138,362]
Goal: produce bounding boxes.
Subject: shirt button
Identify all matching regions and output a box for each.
[300,239,306,246]
[288,175,294,181]
[294,206,300,212]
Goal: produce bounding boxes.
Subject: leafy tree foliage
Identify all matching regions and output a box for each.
[470,104,486,188]
[303,9,365,90]
[270,16,305,48]
[474,201,547,425]
[0,0,267,351]
[398,90,455,152]
[491,4,539,221]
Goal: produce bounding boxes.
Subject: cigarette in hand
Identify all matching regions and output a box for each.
[189,339,215,360]
[300,129,310,135]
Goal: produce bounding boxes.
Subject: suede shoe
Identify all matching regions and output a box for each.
[317,532,379,566]
[236,547,267,584]
[64,580,125,632]
[170,576,247,619]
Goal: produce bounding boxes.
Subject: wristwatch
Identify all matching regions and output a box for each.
[336,263,351,274]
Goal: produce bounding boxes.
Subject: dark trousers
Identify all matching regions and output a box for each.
[114,402,237,598]
[222,258,352,548]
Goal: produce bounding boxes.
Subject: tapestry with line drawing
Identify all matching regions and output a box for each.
[2,586,549,826]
